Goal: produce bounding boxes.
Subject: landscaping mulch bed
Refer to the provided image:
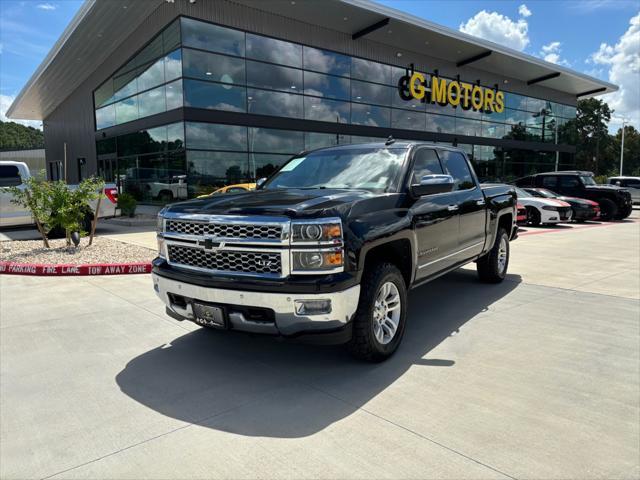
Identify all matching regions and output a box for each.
[0,237,156,265]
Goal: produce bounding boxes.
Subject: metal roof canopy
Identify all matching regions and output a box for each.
[7,0,617,121]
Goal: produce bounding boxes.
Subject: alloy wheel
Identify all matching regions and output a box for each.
[372,281,402,345]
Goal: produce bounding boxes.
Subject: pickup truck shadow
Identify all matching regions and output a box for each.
[116,269,521,438]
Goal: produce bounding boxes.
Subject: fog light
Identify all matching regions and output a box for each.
[294,299,332,315]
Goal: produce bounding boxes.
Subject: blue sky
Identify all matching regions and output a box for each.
[1,0,638,130]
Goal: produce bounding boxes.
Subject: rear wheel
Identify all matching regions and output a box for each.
[599,198,618,221]
[158,191,174,203]
[348,262,407,362]
[477,228,510,283]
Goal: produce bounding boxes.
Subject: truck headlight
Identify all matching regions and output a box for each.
[157,236,167,259]
[157,208,167,233]
[291,219,342,243]
[291,249,343,273]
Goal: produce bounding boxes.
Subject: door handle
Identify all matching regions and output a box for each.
[476,200,486,206]
[447,205,459,211]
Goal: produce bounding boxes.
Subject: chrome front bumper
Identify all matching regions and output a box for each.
[152,273,360,337]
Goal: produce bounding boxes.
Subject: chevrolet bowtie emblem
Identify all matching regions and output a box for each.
[199,238,225,251]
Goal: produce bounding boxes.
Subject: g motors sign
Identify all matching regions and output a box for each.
[398,65,504,114]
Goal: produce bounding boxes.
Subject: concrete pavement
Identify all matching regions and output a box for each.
[1,213,638,479]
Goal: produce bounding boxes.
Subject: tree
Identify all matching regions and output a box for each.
[0,121,44,150]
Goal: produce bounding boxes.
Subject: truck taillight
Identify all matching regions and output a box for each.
[104,187,118,204]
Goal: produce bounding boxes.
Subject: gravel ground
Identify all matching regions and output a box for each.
[0,237,156,264]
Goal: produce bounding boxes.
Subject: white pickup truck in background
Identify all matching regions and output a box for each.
[0,161,118,229]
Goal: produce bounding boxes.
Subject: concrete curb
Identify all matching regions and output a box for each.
[0,261,152,276]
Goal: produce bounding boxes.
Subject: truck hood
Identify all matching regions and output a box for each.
[586,184,629,195]
[163,188,377,218]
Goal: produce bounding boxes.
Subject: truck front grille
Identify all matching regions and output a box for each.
[166,220,282,240]
[167,244,282,276]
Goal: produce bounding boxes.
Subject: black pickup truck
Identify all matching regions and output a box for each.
[514,171,633,220]
[152,141,517,361]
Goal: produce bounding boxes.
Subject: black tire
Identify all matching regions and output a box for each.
[527,207,541,226]
[347,262,407,362]
[477,228,510,283]
[158,191,174,203]
[598,198,618,221]
[81,212,94,233]
[616,205,632,220]
[47,226,65,239]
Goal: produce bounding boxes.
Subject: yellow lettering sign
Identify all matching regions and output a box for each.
[430,77,447,104]
[409,72,426,100]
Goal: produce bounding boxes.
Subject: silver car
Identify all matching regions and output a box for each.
[608,177,640,205]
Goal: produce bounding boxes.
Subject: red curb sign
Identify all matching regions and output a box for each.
[0,262,152,276]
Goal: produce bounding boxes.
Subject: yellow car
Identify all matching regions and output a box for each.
[197,183,256,198]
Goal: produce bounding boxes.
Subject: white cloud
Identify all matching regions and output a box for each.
[0,94,43,130]
[540,41,570,66]
[36,3,56,10]
[518,4,532,18]
[590,12,640,129]
[459,10,530,51]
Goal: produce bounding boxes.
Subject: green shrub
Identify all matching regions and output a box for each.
[9,172,104,246]
[118,192,137,217]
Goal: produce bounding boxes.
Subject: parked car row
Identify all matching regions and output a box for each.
[514,171,633,221]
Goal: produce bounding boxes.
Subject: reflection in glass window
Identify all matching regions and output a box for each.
[426,113,455,134]
[247,89,303,118]
[165,80,183,110]
[527,97,547,113]
[138,86,166,118]
[351,57,391,85]
[248,127,304,154]
[246,33,302,67]
[250,153,291,179]
[305,132,351,151]
[181,18,245,56]
[137,57,165,92]
[351,103,390,128]
[163,19,180,53]
[183,49,245,85]
[95,104,116,130]
[304,71,350,100]
[504,108,529,125]
[391,109,426,131]
[392,89,426,111]
[505,93,528,111]
[94,81,114,109]
[137,36,164,68]
[456,117,482,137]
[352,80,393,106]
[167,122,185,151]
[185,122,247,151]
[113,68,139,102]
[115,96,138,124]
[187,150,251,193]
[164,49,182,82]
[246,61,302,93]
[303,46,350,77]
[482,121,506,139]
[304,96,349,123]
[183,79,246,112]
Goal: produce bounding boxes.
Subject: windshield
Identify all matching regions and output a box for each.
[580,175,597,186]
[535,189,557,198]
[515,187,532,198]
[262,147,407,193]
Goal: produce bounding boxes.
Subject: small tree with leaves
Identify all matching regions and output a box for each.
[9,173,105,248]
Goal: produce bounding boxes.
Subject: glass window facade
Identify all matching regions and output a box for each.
[93,16,579,203]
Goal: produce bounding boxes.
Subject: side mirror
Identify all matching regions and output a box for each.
[256,177,267,189]
[410,174,455,197]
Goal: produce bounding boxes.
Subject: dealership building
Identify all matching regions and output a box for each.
[7,0,616,203]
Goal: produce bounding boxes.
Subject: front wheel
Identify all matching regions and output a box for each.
[527,207,541,226]
[477,228,510,283]
[348,263,407,362]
